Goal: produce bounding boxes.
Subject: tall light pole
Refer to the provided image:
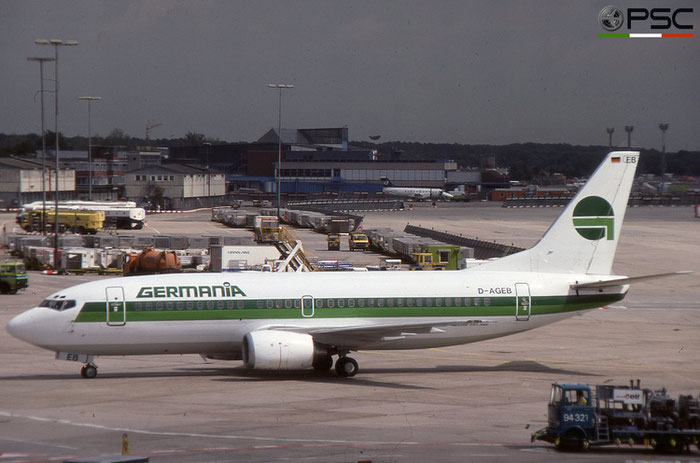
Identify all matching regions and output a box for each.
[27,56,55,234]
[624,125,634,148]
[204,142,212,200]
[35,38,78,269]
[659,123,669,187]
[267,83,294,219]
[78,96,101,200]
[606,127,615,149]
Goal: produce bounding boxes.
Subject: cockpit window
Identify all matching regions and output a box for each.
[40,299,76,311]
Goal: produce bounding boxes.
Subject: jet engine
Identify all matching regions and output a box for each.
[242,330,330,370]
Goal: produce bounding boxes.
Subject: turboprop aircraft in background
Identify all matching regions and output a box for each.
[380,176,454,200]
[6,151,690,378]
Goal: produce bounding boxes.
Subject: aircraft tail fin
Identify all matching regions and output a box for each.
[380,176,393,186]
[476,151,640,275]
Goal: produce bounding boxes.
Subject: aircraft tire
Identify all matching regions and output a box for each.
[81,364,97,379]
[335,357,358,377]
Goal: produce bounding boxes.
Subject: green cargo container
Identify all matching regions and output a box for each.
[426,245,461,270]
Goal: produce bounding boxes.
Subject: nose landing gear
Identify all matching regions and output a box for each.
[80,363,98,378]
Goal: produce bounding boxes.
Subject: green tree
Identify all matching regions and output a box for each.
[151,185,164,210]
[184,131,206,145]
[103,128,131,146]
[43,131,72,150]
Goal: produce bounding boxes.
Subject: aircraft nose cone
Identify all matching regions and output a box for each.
[6,310,39,344]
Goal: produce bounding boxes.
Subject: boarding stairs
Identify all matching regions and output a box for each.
[273,228,314,272]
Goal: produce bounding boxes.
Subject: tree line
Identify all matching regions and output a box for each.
[356,141,700,179]
[2,131,698,180]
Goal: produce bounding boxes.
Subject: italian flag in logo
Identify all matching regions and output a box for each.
[599,33,694,38]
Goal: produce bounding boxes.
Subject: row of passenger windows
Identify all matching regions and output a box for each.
[134,300,236,311]
[315,297,491,308]
[131,297,492,312]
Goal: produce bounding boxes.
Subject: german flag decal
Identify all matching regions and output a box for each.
[611,157,621,163]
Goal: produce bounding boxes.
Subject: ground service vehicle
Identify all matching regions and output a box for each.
[532,381,700,452]
[0,262,28,294]
[18,210,103,234]
[21,201,145,229]
[327,234,340,250]
[122,247,181,276]
[254,216,280,243]
[410,252,446,270]
[348,232,369,251]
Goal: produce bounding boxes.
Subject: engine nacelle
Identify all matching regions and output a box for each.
[242,330,328,370]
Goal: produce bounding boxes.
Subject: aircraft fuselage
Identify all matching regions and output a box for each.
[7,270,625,357]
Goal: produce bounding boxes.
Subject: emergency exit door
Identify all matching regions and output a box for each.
[515,283,531,321]
[301,295,314,318]
[106,286,126,326]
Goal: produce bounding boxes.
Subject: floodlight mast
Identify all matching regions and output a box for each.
[624,125,634,148]
[267,84,294,219]
[27,56,55,234]
[659,123,669,188]
[606,127,615,148]
[77,96,102,200]
[35,38,78,269]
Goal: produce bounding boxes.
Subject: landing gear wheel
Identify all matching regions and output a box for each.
[335,356,358,377]
[80,364,97,379]
[313,355,334,372]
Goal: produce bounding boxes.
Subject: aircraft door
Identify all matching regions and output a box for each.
[106,286,126,326]
[515,283,531,321]
[301,295,314,318]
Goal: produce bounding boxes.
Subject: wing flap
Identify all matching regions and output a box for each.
[261,320,492,349]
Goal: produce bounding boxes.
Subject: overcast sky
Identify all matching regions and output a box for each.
[2,1,699,150]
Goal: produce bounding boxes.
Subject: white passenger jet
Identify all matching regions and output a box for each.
[380,177,454,200]
[7,151,687,378]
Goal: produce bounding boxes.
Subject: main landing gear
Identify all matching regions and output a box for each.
[80,363,98,378]
[334,356,358,377]
[313,348,360,377]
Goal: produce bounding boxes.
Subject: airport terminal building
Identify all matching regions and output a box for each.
[169,127,461,195]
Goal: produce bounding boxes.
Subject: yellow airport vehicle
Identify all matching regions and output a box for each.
[327,233,340,250]
[18,210,104,234]
[410,252,446,270]
[348,232,369,251]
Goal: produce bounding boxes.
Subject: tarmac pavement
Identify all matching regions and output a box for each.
[0,203,698,462]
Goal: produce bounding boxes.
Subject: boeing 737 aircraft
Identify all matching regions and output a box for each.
[7,151,687,379]
[380,177,454,200]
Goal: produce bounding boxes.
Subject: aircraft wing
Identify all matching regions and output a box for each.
[262,319,492,349]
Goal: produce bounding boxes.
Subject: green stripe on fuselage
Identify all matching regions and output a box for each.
[73,293,623,323]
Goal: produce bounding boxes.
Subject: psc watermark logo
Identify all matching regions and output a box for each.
[598,5,694,38]
[572,196,615,241]
[599,6,625,31]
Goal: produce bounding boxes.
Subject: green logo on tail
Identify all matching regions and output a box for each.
[572,196,614,240]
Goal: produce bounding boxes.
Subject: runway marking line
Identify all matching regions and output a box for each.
[0,410,531,451]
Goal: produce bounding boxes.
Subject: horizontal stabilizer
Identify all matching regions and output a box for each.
[571,271,693,289]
